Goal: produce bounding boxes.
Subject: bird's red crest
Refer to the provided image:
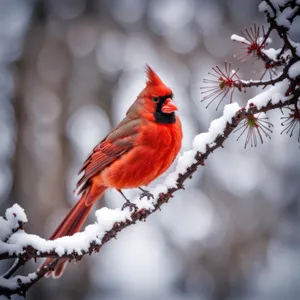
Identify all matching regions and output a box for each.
[145,65,164,86]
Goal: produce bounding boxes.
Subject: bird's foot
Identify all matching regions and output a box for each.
[122,200,138,212]
[139,187,154,200]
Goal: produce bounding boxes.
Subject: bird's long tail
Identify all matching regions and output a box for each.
[41,185,106,278]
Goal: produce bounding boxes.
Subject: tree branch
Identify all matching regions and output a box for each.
[236,73,285,89]
[264,0,298,57]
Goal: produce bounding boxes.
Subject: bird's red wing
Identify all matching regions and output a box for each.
[76,118,140,193]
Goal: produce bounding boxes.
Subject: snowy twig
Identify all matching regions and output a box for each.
[261,0,299,57]
[0,261,56,298]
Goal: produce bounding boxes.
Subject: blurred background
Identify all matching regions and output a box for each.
[0,0,300,299]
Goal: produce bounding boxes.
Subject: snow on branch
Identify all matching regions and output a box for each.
[1,94,298,297]
[1,0,300,297]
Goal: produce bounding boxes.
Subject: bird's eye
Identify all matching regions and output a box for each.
[152,97,159,103]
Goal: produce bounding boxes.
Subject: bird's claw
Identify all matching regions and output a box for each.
[122,201,138,211]
[139,189,154,200]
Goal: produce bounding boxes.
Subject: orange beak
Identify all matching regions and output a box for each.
[161,98,178,114]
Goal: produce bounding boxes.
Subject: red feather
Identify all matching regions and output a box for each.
[145,64,164,86]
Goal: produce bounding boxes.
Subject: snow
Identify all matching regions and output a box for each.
[230,34,273,49]
[246,79,290,109]
[0,276,19,290]
[276,14,291,29]
[0,219,11,241]
[193,103,241,153]
[148,184,168,200]
[95,207,131,228]
[176,150,197,174]
[0,207,143,260]
[230,34,249,44]
[288,61,300,79]
[259,1,274,16]
[55,245,65,257]
[258,0,291,18]
[0,273,37,291]
[289,40,300,57]
[5,204,27,224]
[296,44,300,57]
[262,48,281,61]
[0,206,132,259]
[164,171,179,189]
[276,6,297,29]
[271,0,290,7]
[258,36,272,46]
[258,0,297,29]
[0,204,28,241]
[240,79,267,86]
[163,150,197,189]
[136,197,155,210]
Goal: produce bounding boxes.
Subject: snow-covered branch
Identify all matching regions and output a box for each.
[261,0,299,57]
[1,0,300,297]
[1,92,298,297]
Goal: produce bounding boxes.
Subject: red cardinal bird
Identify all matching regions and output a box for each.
[42,65,182,278]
